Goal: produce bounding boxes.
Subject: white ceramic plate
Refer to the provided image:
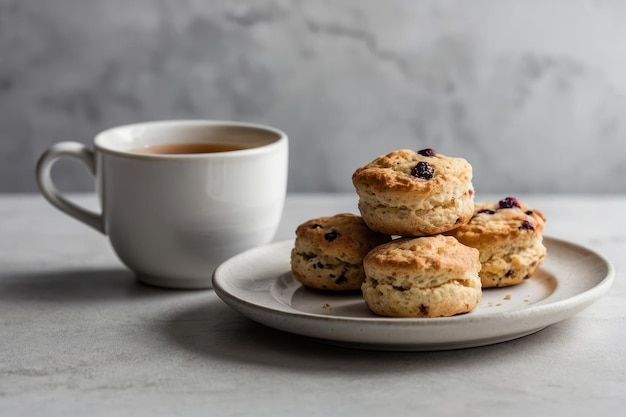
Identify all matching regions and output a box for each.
[212,237,614,351]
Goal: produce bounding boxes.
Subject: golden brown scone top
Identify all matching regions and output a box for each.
[351,149,473,197]
[294,213,391,263]
[363,235,480,276]
[448,197,547,247]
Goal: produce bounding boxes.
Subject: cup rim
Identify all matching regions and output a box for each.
[93,119,287,159]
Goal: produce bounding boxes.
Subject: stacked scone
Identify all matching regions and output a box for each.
[290,148,547,318]
[352,148,475,236]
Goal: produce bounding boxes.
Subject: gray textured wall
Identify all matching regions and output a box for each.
[2,0,625,194]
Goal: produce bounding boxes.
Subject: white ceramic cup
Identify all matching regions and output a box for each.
[36,120,288,289]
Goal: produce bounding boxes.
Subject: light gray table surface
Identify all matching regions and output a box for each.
[1,193,624,416]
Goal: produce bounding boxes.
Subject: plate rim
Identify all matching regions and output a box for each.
[212,236,615,349]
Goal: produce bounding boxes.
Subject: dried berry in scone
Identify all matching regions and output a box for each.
[352,149,475,236]
[290,213,392,291]
[446,197,547,288]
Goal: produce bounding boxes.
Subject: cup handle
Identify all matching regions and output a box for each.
[35,141,105,234]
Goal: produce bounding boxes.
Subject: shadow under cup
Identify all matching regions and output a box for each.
[95,121,289,289]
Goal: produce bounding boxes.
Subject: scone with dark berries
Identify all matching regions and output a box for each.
[290,213,392,291]
[361,235,482,318]
[352,148,475,236]
[446,197,547,288]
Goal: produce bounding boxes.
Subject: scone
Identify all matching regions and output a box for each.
[290,213,392,291]
[446,197,547,288]
[361,235,482,317]
[352,148,474,236]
